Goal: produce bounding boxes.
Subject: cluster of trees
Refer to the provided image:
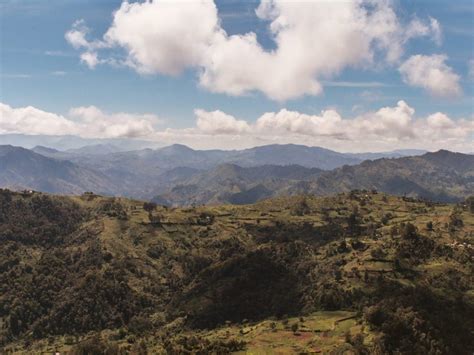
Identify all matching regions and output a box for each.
[365,282,474,354]
[0,190,85,245]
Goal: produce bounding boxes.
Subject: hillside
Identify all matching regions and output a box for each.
[151,164,322,206]
[313,150,474,202]
[152,150,474,205]
[1,189,473,354]
[0,145,116,195]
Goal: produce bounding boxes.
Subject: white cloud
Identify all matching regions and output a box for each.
[399,54,462,97]
[2,101,471,152]
[80,52,100,68]
[0,103,159,139]
[65,20,91,49]
[195,109,250,134]
[156,101,473,152]
[405,17,442,45]
[0,103,77,136]
[65,20,109,69]
[68,106,159,138]
[66,0,442,101]
[103,0,220,76]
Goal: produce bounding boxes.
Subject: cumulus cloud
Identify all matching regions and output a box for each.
[195,109,250,134]
[0,103,159,138]
[2,101,471,152]
[399,54,462,97]
[66,0,442,100]
[0,103,77,136]
[163,101,472,151]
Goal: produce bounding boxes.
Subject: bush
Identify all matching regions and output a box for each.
[401,223,417,239]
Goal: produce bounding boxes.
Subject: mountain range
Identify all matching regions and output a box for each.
[0,143,472,203]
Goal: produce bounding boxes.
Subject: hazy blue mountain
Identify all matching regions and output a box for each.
[4,144,470,204]
[0,134,161,151]
[0,145,116,195]
[62,143,362,177]
[31,145,61,156]
[226,144,360,169]
[151,163,323,206]
[347,149,428,161]
[65,144,123,155]
[28,142,431,177]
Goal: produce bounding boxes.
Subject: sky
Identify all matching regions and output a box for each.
[0,0,473,152]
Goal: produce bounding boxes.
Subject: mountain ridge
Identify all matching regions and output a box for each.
[1,144,472,204]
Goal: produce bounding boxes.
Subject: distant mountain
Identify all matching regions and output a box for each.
[227,144,360,169]
[61,143,361,178]
[0,145,116,195]
[151,150,474,205]
[347,149,427,161]
[27,143,359,199]
[65,143,122,155]
[0,134,161,151]
[28,143,431,178]
[313,150,474,202]
[152,164,323,205]
[31,145,60,155]
[4,144,470,204]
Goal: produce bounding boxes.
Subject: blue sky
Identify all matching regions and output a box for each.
[0,0,473,151]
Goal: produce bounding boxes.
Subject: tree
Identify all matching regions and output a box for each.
[143,202,157,213]
[291,323,299,333]
[467,196,474,213]
[143,202,157,223]
[401,223,417,240]
[426,221,433,231]
[292,197,310,216]
[347,208,362,237]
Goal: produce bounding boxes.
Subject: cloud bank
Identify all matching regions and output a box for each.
[0,103,159,139]
[66,0,443,100]
[2,101,471,152]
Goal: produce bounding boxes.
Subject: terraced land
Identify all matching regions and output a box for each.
[0,189,473,354]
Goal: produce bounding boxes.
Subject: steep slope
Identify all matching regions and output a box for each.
[313,150,474,202]
[0,190,472,354]
[0,145,116,195]
[151,163,322,205]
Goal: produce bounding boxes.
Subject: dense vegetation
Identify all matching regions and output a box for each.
[0,189,473,354]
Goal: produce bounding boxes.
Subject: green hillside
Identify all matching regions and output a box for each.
[0,189,473,354]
